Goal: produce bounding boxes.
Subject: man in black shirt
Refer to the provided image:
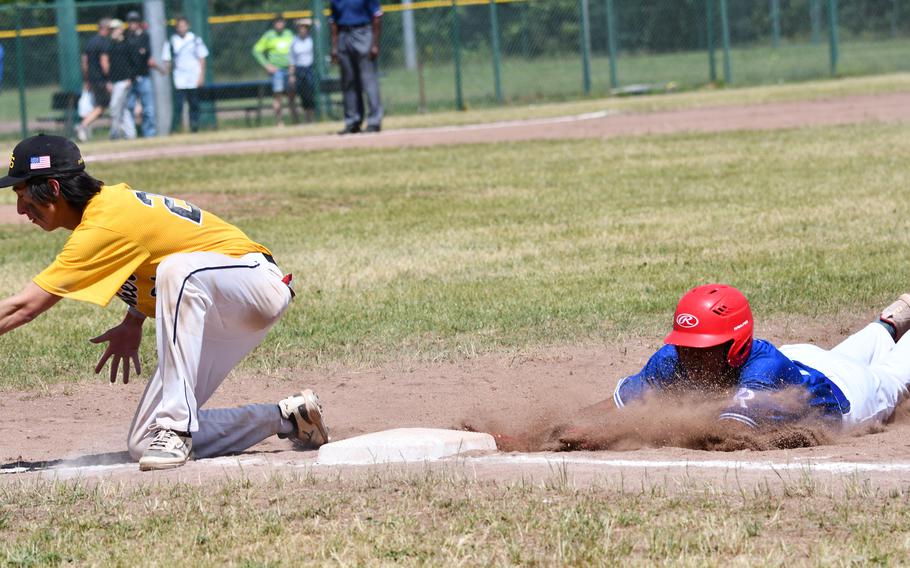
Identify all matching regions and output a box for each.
[77,18,112,142]
[108,19,136,139]
[125,11,163,137]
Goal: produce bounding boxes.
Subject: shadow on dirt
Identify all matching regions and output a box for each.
[0,451,133,474]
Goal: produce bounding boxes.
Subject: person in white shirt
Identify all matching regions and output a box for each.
[161,16,209,133]
[288,18,316,123]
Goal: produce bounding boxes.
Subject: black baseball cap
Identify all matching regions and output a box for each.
[126,10,142,22]
[0,134,85,188]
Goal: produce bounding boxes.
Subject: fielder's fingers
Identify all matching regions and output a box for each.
[89,331,111,344]
[122,358,130,385]
[95,349,113,374]
[110,356,120,384]
[131,353,141,377]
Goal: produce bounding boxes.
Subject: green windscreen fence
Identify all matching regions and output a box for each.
[0,0,908,139]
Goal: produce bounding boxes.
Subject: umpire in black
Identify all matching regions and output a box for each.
[330,0,384,134]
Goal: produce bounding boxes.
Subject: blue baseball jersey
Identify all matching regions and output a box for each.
[613,339,850,427]
[330,0,383,27]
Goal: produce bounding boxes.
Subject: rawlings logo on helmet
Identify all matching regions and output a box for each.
[676,313,699,328]
[665,284,755,368]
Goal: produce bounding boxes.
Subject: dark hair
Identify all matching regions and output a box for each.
[175,15,189,24]
[273,13,286,24]
[27,172,104,213]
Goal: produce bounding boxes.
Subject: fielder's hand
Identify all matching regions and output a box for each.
[90,313,143,384]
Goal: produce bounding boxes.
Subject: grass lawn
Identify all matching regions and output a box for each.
[0,120,908,389]
[2,471,909,565]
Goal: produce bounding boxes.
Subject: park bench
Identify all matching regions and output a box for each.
[38,75,342,134]
[36,91,81,133]
[198,75,342,127]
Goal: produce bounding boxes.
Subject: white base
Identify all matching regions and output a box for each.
[316,428,497,465]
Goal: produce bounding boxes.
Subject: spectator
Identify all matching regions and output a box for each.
[330,0,383,134]
[107,19,136,140]
[126,10,164,138]
[161,16,208,133]
[252,15,298,127]
[77,19,113,142]
[288,18,316,123]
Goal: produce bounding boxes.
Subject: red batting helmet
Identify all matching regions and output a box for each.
[664,283,754,368]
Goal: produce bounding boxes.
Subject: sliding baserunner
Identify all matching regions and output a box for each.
[559,283,910,448]
[0,135,329,471]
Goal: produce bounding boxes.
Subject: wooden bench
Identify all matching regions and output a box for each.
[36,91,82,134]
[197,80,270,127]
[198,76,343,128]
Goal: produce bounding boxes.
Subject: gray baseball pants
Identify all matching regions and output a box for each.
[338,25,384,129]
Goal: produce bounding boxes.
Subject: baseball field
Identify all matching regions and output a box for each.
[3,74,910,564]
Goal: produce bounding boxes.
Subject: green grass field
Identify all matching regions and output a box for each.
[1,118,909,390]
[3,471,909,565]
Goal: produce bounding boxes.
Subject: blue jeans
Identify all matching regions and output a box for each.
[174,88,201,132]
[127,75,157,137]
[271,68,289,94]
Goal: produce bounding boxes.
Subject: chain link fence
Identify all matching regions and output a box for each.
[0,0,908,140]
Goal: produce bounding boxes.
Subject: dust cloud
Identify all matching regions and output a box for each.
[463,388,841,453]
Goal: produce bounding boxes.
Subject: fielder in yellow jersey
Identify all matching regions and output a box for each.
[34,182,272,317]
[0,135,330,471]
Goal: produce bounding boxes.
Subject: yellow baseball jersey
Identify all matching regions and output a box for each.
[33,184,271,317]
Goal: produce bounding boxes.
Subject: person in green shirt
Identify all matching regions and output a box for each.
[252,14,299,126]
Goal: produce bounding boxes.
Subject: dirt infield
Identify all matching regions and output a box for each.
[4,326,910,487]
[4,91,910,484]
[81,91,910,164]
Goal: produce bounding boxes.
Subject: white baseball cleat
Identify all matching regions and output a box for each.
[278,389,331,450]
[881,294,910,341]
[139,428,193,471]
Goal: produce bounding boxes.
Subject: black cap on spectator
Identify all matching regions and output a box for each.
[126,10,142,22]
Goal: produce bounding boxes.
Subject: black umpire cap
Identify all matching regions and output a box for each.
[0,134,85,188]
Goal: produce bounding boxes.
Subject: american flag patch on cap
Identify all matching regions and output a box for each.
[29,155,51,170]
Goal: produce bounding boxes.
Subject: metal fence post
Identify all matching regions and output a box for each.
[145,0,171,136]
[707,0,716,82]
[452,0,465,111]
[605,0,618,90]
[489,0,503,103]
[521,0,530,59]
[720,0,732,84]
[402,0,417,70]
[14,3,27,139]
[770,0,780,48]
[183,0,214,128]
[810,0,822,44]
[55,0,80,95]
[828,0,839,76]
[312,0,326,120]
[579,0,591,95]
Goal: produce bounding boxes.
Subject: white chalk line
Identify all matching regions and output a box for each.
[467,454,910,474]
[7,451,910,478]
[82,110,616,164]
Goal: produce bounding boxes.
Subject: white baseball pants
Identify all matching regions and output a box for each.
[127,251,293,459]
[780,322,910,427]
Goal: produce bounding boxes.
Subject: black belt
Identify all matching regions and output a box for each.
[263,253,296,299]
[338,23,369,31]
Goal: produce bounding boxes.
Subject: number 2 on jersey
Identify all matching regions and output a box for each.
[133,190,202,225]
